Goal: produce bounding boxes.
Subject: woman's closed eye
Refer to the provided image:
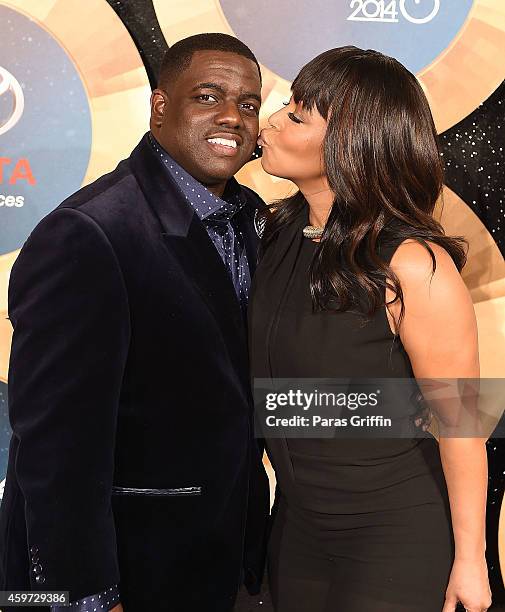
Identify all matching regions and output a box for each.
[288,112,303,124]
[282,100,303,123]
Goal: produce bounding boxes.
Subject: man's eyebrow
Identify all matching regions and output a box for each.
[191,82,226,94]
[192,82,261,104]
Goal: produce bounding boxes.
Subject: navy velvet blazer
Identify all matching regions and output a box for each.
[0,134,270,611]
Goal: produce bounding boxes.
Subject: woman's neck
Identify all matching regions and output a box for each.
[299,178,333,227]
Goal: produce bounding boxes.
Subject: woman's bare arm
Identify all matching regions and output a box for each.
[386,239,491,612]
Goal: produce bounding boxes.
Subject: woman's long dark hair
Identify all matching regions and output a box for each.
[261,46,467,329]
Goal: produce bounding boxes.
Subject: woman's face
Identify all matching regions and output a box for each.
[258,98,328,188]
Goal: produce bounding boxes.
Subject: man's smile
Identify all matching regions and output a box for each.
[205,132,243,156]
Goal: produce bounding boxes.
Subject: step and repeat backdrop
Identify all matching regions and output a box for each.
[1,0,504,600]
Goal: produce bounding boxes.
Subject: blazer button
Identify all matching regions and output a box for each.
[35,575,46,585]
[29,545,39,555]
[31,564,43,576]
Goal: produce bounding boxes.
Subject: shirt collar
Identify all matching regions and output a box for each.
[148,132,245,222]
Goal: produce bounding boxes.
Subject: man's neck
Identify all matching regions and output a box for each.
[202,181,227,199]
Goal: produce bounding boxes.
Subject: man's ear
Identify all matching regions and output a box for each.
[150,89,167,128]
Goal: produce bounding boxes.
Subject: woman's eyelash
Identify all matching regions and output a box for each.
[282,100,290,106]
[288,112,302,124]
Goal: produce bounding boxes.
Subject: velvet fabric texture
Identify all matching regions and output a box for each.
[0,134,270,611]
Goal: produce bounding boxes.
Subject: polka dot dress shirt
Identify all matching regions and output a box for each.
[149,132,251,310]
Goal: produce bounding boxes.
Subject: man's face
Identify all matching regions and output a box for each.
[150,50,261,195]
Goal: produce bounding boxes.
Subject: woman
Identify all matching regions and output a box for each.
[249,47,492,612]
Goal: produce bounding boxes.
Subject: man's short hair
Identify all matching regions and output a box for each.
[157,33,262,89]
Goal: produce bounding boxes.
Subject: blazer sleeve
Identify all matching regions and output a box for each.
[7,206,131,601]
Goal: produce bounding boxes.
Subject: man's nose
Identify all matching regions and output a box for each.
[215,100,243,128]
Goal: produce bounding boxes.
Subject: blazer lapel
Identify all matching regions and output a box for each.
[165,221,247,358]
[129,134,248,379]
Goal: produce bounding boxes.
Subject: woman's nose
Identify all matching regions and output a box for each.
[267,108,282,129]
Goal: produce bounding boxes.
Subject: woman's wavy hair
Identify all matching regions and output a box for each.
[261,46,467,329]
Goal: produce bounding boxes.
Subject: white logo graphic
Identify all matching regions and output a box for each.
[0,66,25,136]
[348,0,440,24]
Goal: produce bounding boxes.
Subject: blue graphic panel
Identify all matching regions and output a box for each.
[0,5,92,255]
[219,0,474,80]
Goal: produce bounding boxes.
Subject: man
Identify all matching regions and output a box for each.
[0,33,269,611]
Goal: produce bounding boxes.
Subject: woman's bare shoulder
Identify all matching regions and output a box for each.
[389,238,461,289]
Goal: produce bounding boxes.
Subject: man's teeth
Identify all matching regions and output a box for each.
[207,137,237,148]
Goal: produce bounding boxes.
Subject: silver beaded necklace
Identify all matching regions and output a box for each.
[302,225,324,239]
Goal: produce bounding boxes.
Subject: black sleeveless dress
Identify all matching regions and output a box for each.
[249,204,454,612]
